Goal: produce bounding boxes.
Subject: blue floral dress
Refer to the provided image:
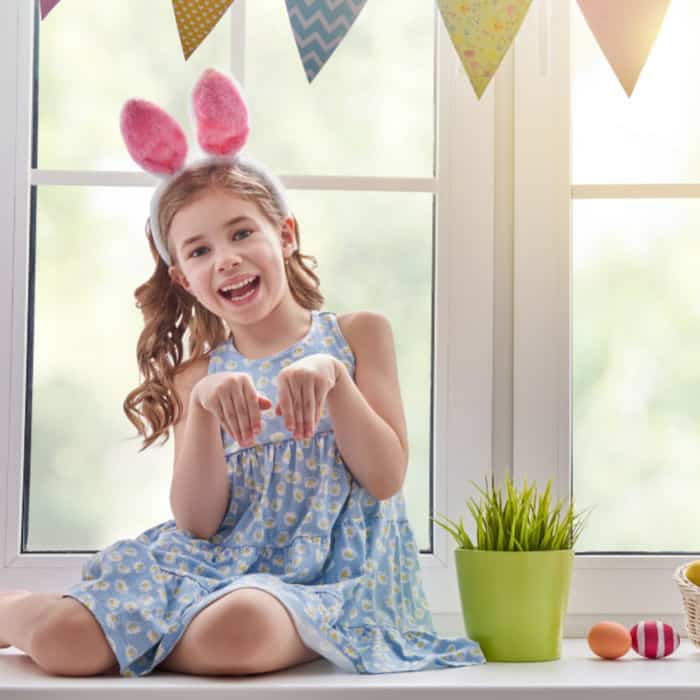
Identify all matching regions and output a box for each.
[62,309,486,677]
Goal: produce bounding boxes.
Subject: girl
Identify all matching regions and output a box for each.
[0,69,486,677]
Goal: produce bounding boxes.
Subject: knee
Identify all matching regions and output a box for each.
[193,599,269,674]
[30,600,116,677]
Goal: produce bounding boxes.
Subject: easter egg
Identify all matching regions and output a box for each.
[587,621,631,659]
[685,560,700,587]
[630,620,680,658]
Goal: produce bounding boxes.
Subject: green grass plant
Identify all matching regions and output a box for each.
[432,475,592,551]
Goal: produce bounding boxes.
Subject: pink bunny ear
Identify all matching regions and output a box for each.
[192,68,249,157]
[120,99,188,175]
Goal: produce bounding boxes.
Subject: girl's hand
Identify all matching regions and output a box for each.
[275,353,340,439]
[193,372,272,448]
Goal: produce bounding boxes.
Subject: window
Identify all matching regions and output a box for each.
[1,0,495,626]
[513,0,692,629]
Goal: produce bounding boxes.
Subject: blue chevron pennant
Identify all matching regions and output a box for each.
[285,0,368,83]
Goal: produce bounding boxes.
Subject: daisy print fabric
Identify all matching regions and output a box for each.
[62,310,486,676]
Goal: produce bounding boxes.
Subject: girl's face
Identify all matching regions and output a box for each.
[166,188,296,324]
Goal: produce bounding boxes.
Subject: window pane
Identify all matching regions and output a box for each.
[245,0,434,177]
[28,186,433,552]
[28,185,172,549]
[37,0,229,171]
[572,199,700,552]
[30,0,434,553]
[571,0,700,184]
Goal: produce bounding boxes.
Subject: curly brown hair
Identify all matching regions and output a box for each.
[123,160,324,453]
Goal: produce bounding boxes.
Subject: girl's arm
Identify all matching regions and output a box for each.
[327,312,409,501]
[169,360,230,539]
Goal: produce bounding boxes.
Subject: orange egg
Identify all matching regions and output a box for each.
[587,621,632,659]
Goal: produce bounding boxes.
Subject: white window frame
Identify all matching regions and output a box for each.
[7,0,683,640]
[0,0,497,631]
[513,0,688,635]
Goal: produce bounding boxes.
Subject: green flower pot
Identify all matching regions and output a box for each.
[454,548,574,662]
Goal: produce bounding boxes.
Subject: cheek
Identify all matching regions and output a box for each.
[184,271,213,299]
[257,247,285,275]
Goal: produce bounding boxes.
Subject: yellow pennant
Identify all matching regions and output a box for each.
[437,0,533,99]
[172,0,235,60]
[577,0,671,97]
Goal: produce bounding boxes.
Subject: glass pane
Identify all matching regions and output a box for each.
[571,0,700,184]
[28,185,172,549]
[28,186,432,552]
[572,199,700,552]
[37,0,229,170]
[246,0,434,177]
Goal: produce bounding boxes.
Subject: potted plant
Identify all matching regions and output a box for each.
[432,475,592,662]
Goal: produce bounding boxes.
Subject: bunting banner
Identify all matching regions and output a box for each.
[172,0,235,60]
[38,0,672,97]
[40,0,61,20]
[436,0,533,99]
[577,0,671,97]
[285,0,369,83]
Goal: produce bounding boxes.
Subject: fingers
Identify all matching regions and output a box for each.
[314,389,322,428]
[278,374,322,440]
[240,382,261,447]
[277,374,296,437]
[219,381,261,448]
[294,382,305,439]
[230,373,325,443]
[219,392,243,446]
[302,381,315,439]
[205,375,272,449]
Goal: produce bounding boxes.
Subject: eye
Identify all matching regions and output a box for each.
[189,229,253,258]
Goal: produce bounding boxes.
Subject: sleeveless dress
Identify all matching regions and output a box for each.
[62,309,486,677]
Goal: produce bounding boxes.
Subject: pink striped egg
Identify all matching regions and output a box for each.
[629,620,680,658]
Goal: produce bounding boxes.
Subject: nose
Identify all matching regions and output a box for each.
[218,251,243,271]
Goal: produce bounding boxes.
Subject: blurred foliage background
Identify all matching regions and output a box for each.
[28,0,435,550]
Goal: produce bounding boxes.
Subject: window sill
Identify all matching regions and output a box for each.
[2,639,700,699]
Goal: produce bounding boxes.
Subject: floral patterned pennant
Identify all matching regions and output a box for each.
[436,0,533,99]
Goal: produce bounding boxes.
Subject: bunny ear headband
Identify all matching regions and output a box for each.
[119,68,292,267]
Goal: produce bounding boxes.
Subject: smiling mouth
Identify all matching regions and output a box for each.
[218,275,260,301]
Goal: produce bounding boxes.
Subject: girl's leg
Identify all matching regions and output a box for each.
[0,590,118,676]
[155,587,320,676]
[0,590,56,654]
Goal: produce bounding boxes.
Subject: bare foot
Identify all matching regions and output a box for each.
[0,590,32,649]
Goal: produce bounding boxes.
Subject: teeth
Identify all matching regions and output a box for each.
[220,276,257,293]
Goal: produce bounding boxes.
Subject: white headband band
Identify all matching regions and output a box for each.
[147,153,293,267]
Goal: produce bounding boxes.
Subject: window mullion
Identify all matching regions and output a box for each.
[419,0,495,617]
[512,0,571,502]
[229,0,246,84]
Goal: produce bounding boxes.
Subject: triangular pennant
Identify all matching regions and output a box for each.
[172,0,235,60]
[577,0,671,97]
[436,0,533,99]
[40,0,61,20]
[285,0,368,83]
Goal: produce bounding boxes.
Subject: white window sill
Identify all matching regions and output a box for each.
[2,639,700,699]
